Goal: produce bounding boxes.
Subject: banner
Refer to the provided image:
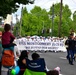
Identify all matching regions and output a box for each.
[15,39,66,52]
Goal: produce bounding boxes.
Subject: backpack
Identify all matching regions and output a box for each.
[1,50,14,67]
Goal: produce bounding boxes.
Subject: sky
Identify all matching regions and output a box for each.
[12,0,76,23]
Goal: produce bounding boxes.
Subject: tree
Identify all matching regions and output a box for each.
[19,6,51,36]
[14,3,73,37]
[0,0,34,18]
[48,3,72,37]
[72,11,76,32]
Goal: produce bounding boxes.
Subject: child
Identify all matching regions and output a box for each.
[2,23,16,49]
[31,52,47,72]
[17,50,28,75]
[31,52,40,60]
[32,53,59,75]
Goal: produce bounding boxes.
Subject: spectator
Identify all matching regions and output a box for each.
[2,23,16,49]
[23,52,60,75]
[31,52,40,60]
[0,37,3,75]
[17,50,28,75]
[47,70,59,75]
[31,53,59,75]
[1,24,16,75]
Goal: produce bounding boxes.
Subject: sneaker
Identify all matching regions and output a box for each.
[70,61,74,65]
[70,63,74,65]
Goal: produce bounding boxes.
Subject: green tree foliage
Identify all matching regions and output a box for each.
[48,3,72,37]
[0,28,3,32]
[0,0,34,18]
[14,2,75,37]
[20,6,51,36]
[63,5,72,18]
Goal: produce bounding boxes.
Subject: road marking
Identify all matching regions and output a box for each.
[60,57,67,59]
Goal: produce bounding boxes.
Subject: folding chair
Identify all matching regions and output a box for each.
[23,58,46,75]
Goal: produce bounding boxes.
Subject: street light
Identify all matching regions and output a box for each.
[48,4,54,37]
[51,4,54,37]
[20,6,23,37]
[58,0,63,37]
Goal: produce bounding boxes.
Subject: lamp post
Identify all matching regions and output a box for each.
[48,4,54,37]
[58,0,63,37]
[20,6,23,37]
[51,4,54,37]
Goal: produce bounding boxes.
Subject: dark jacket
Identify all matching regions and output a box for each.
[17,50,28,75]
[68,38,75,50]
[17,58,27,75]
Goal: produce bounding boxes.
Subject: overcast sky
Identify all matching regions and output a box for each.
[12,0,76,23]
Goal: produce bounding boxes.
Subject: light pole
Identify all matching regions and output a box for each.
[20,6,23,37]
[48,4,54,37]
[51,4,54,37]
[58,0,63,37]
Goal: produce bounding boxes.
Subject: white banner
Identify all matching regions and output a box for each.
[15,39,66,52]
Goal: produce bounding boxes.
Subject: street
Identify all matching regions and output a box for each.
[29,51,76,75]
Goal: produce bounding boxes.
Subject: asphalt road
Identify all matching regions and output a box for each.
[29,51,76,75]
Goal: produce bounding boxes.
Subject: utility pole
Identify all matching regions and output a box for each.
[58,0,63,37]
[51,4,54,37]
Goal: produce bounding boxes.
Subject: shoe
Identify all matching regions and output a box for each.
[68,59,74,65]
[68,58,71,64]
[70,63,74,65]
[70,61,74,65]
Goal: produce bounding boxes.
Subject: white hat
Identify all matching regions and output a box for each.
[54,66,60,74]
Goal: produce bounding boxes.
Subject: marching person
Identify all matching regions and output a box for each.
[65,36,70,59]
[67,33,75,65]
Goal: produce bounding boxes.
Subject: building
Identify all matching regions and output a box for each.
[4,14,12,25]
